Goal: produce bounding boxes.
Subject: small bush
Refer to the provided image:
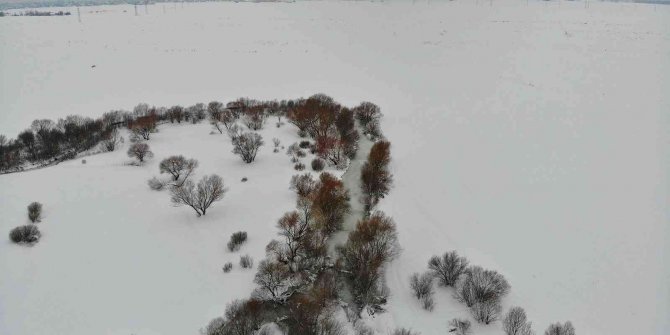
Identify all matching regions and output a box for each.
[241,177,248,182]
[299,140,311,149]
[147,177,165,191]
[448,319,471,335]
[410,272,433,300]
[9,225,41,244]
[240,254,254,269]
[81,159,86,164]
[27,202,42,223]
[311,158,325,171]
[294,163,305,171]
[227,231,248,252]
[544,322,575,335]
[222,262,233,273]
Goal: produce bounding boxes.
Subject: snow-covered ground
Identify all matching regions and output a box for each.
[1,1,669,335]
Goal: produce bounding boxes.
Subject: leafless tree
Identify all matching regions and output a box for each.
[544,322,575,335]
[159,155,198,182]
[428,251,469,287]
[232,132,264,163]
[170,174,226,216]
[410,272,435,311]
[471,300,502,324]
[127,143,153,163]
[252,260,293,303]
[503,307,534,335]
[454,266,510,307]
[353,102,382,127]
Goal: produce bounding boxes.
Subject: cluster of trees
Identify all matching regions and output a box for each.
[12,10,71,16]
[287,94,360,168]
[361,140,392,213]
[411,250,575,335]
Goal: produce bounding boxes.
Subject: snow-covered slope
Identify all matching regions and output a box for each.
[1,1,669,335]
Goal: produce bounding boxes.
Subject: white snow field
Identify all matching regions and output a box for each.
[1,1,669,335]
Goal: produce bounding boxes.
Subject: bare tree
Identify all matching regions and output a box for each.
[252,260,293,303]
[159,155,198,182]
[232,132,264,163]
[471,300,502,324]
[544,322,575,335]
[455,266,510,307]
[170,174,226,216]
[428,251,469,287]
[127,143,153,163]
[100,128,123,152]
[503,307,534,335]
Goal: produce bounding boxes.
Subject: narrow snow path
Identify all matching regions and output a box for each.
[328,128,375,255]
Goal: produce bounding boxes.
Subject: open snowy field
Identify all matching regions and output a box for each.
[1,1,669,334]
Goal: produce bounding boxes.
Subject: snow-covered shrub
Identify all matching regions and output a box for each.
[294,163,305,171]
[410,272,434,301]
[27,202,42,223]
[391,328,419,335]
[311,158,325,171]
[286,143,303,162]
[82,159,86,164]
[127,143,153,163]
[289,173,316,198]
[222,262,233,273]
[448,319,471,335]
[428,250,469,287]
[503,306,534,335]
[454,266,510,307]
[471,300,502,324]
[9,225,41,244]
[159,155,198,182]
[240,255,254,269]
[544,321,575,335]
[299,140,311,149]
[227,231,248,252]
[232,132,264,163]
[272,138,280,153]
[170,174,226,216]
[147,177,166,191]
